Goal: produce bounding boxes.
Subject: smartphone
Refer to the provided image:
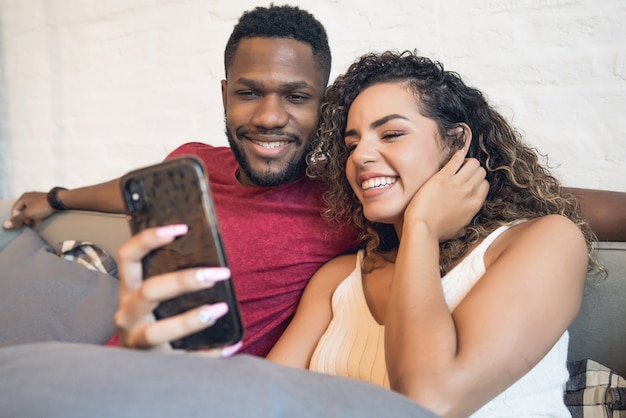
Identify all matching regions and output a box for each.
[120,155,244,351]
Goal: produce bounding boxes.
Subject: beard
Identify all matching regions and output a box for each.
[226,125,309,187]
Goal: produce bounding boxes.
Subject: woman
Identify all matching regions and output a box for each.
[266,51,601,417]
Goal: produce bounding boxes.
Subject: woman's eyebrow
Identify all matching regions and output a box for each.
[344,114,408,138]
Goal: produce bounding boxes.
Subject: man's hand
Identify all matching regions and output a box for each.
[3,192,55,230]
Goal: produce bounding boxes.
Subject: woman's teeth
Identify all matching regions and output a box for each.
[361,177,396,191]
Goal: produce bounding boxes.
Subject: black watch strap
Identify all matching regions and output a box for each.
[47,187,68,211]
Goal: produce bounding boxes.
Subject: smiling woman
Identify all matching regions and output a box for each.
[266,51,602,418]
[344,83,449,225]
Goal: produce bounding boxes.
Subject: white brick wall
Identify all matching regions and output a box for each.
[0,0,624,198]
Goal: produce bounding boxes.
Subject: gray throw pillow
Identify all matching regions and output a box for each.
[0,342,437,418]
[0,228,119,346]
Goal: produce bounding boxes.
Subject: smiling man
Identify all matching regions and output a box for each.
[3,5,357,357]
[220,37,324,187]
[156,16,357,355]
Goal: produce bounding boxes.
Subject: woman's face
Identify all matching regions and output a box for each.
[344,82,446,226]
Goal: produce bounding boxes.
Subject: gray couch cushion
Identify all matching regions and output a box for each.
[568,241,626,377]
[0,228,119,346]
[0,198,129,261]
[0,342,436,418]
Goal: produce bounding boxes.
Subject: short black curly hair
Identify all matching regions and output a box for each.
[224,4,332,86]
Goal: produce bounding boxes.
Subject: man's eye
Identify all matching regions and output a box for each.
[237,91,259,99]
[287,94,309,102]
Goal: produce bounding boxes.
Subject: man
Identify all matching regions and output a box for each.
[3,5,626,358]
[4,5,356,358]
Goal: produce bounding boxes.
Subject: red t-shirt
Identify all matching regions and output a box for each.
[145,143,358,356]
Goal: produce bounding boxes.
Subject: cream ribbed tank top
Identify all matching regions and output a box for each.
[309,223,571,417]
[309,250,389,387]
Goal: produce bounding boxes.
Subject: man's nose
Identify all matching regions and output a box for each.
[251,95,289,128]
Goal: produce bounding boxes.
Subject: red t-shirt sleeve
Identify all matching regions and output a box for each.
[105,332,120,347]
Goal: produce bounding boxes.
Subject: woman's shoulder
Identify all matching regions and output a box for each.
[306,252,361,293]
[514,214,584,241]
[318,252,361,276]
[486,215,587,267]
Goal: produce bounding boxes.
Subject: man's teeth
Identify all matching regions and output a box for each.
[361,177,397,191]
[251,139,289,149]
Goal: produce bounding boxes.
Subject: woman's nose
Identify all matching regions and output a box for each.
[349,138,379,167]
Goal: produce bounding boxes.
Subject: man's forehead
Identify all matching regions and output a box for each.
[227,37,324,89]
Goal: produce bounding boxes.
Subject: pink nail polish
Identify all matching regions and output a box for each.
[198,302,229,324]
[221,341,243,358]
[196,267,231,283]
[155,224,188,238]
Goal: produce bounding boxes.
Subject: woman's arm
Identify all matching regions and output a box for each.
[386,215,587,418]
[266,254,357,368]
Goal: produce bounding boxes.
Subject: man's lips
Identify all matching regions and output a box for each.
[238,129,299,150]
[248,138,292,149]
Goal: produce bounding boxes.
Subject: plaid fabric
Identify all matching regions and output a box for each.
[566,359,626,417]
[54,240,118,278]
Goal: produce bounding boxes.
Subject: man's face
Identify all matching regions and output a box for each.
[221,37,325,187]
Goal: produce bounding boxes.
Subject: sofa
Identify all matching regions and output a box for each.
[0,197,624,416]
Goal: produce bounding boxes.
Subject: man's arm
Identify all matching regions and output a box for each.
[563,187,626,242]
[3,178,124,230]
[55,178,124,212]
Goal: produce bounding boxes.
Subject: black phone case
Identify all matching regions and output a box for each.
[120,155,244,350]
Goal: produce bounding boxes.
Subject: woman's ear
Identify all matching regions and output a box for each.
[447,123,473,154]
[460,123,472,153]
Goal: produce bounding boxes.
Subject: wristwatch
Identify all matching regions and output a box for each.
[47,186,68,211]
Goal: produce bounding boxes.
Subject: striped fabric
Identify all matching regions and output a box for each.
[565,359,626,418]
[54,240,118,278]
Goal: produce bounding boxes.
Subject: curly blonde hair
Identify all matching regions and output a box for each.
[307,50,600,275]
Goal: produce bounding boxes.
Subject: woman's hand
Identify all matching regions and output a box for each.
[114,224,241,357]
[404,150,489,242]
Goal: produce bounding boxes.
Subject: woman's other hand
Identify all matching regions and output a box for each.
[404,149,489,242]
[114,224,235,356]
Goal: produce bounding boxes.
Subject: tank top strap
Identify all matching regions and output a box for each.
[479,219,527,250]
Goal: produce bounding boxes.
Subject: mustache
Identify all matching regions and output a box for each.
[235,127,301,143]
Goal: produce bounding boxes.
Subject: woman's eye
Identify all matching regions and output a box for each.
[346,143,357,153]
[382,131,403,140]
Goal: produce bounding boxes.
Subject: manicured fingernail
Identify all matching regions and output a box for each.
[198,302,229,324]
[196,267,231,283]
[155,224,188,238]
[3,220,12,229]
[221,341,243,358]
